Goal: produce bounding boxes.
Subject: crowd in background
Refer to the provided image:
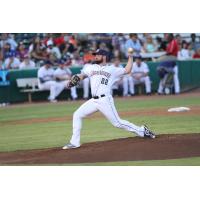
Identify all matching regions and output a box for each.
[0,33,200,70]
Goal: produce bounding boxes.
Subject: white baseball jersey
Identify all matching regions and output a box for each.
[54,67,72,77]
[68,62,147,148]
[38,66,55,83]
[81,63,126,97]
[131,62,149,74]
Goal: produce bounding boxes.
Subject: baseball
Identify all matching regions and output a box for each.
[128,48,134,54]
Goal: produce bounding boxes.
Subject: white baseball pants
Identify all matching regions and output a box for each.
[60,80,78,99]
[128,76,151,94]
[157,66,180,94]
[38,81,64,100]
[70,95,145,147]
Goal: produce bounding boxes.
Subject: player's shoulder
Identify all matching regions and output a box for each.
[142,62,148,67]
[38,66,45,72]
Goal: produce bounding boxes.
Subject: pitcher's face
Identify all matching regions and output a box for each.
[94,55,104,64]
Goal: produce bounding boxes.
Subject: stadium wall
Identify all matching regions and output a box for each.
[0,60,200,103]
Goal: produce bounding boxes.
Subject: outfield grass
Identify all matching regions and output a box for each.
[63,156,200,166]
[0,95,200,158]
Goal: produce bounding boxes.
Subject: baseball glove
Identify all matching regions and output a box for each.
[68,75,81,88]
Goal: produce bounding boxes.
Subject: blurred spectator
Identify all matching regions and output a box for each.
[17,42,29,61]
[29,36,48,62]
[46,40,62,61]
[3,53,20,69]
[140,33,150,45]
[175,34,182,47]
[166,33,179,56]
[2,42,16,59]
[193,48,200,59]
[143,35,157,53]
[0,33,17,51]
[156,36,167,51]
[6,34,18,50]
[19,55,36,69]
[125,34,142,56]
[190,33,200,51]
[71,51,84,65]
[177,41,191,60]
[54,59,78,100]
[83,48,94,64]
[128,55,151,95]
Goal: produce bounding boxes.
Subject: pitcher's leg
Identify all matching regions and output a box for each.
[70,99,98,147]
[98,96,144,137]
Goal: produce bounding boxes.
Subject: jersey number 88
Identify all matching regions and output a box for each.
[101,78,108,85]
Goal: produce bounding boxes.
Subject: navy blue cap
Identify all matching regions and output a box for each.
[45,60,53,65]
[92,49,109,57]
[133,54,142,60]
[57,59,66,65]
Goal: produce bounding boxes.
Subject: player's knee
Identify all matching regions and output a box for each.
[144,76,150,82]
[112,122,121,128]
[73,110,82,120]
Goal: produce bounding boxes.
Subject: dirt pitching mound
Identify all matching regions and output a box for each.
[0,133,200,165]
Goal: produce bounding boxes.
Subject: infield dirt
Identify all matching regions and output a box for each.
[0,133,200,165]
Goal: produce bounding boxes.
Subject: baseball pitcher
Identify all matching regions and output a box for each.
[63,49,156,149]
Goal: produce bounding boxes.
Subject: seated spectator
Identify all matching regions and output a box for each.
[83,48,95,64]
[69,35,78,48]
[46,40,62,61]
[3,53,20,69]
[166,34,179,57]
[29,36,48,62]
[71,51,84,65]
[17,42,29,61]
[0,33,17,51]
[6,34,18,50]
[19,55,36,69]
[175,34,182,47]
[190,33,200,51]
[143,35,157,53]
[59,40,76,57]
[37,60,65,102]
[54,59,78,100]
[128,55,151,95]
[193,48,200,59]
[2,42,16,59]
[177,41,191,60]
[125,33,142,57]
[156,36,167,51]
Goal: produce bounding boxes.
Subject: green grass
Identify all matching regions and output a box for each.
[0,95,200,165]
[62,156,200,166]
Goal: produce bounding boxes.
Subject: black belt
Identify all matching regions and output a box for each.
[93,94,105,99]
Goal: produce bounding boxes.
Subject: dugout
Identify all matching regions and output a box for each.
[0,60,200,103]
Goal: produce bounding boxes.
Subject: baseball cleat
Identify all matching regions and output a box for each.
[62,143,80,150]
[143,125,156,139]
